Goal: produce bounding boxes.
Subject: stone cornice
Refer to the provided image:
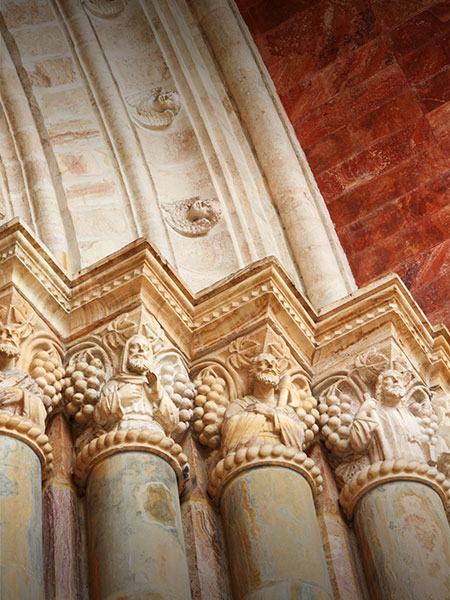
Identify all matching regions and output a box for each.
[1,220,448,384]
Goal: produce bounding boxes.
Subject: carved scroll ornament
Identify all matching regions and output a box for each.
[315,349,450,489]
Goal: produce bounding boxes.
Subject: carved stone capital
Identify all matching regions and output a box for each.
[339,459,450,519]
[208,444,323,503]
[0,413,53,480]
[73,430,189,491]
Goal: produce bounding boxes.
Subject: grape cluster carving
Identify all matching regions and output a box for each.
[193,372,228,449]
[159,363,195,439]
[30,350,64,413]
[62,352,106,424]
[317,390,354,456]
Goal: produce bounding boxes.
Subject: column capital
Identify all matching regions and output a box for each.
[339,459,450,519]
[208,444,323,503]
[0,413,53,479]
[73,430,188,491]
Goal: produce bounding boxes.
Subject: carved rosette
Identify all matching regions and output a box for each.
[314,348,450,514]
[192,333,322,501]
[62,312,193,488]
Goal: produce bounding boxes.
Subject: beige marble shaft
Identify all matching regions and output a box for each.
[190,0,354,309]
[354,480,450,600]
[221,466,333,600]
[86,451,191,600]
[0,435,45,600]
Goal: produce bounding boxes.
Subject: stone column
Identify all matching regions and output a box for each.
[340,461,450,600]
[0,415,53,600]
[208,446,333,600]
[74,431,192,600]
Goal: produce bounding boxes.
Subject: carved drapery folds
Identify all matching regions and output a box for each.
[62,312,193,487]
[193,333,323,501]
[0,301,62,478]
[315,348,450,516]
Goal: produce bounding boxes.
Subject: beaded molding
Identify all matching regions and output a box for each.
[73,430,189,492]
[208,443,323,503]
[339,459,450,519]
[0,412,53,480]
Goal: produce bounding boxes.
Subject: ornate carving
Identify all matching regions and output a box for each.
[83,0,126,19]
[63,313,194,452]
[315,349,450,488]
[0,314,48,431]
[162,197,221,237]
[126,88,181,130]
[193,335,319,468]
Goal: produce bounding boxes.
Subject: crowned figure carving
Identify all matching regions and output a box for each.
[315,349,450,487]
[0,323,48,431]
[93,334,179,436]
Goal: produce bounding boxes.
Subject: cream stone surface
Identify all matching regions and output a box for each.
[0,211,449,599]
[0,0,355,304]
[354,480,450,600]
[86,451,191,600]
[0,435,45,599]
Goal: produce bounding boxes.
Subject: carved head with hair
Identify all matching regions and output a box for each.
[0,325,20,360]
[249,353,280,389]
[122,334,153,375]
[375,369,407,407]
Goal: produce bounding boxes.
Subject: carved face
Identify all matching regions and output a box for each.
[187,199,215,222]
[0,326,20,359]
[158,91,179,112]
[377,370,406,406]
[251,353,280,388]
[125,335,152,374]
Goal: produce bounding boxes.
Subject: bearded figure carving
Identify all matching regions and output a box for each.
[350,368,444,464]
[0,324,47,431]
[221,353,305,456]
[93,334,179,435]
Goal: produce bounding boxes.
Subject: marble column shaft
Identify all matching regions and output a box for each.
[0,435,45,600]
[86,450,191,600]
[221,466,333,600]
[354,480,450,600]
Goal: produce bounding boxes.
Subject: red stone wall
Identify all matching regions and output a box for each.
[237,0,450,326]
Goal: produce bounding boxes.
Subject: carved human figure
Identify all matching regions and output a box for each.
[0,325,47,430]
[93,334,179,435]
[350,369,433,463]
[221,353,304,455]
